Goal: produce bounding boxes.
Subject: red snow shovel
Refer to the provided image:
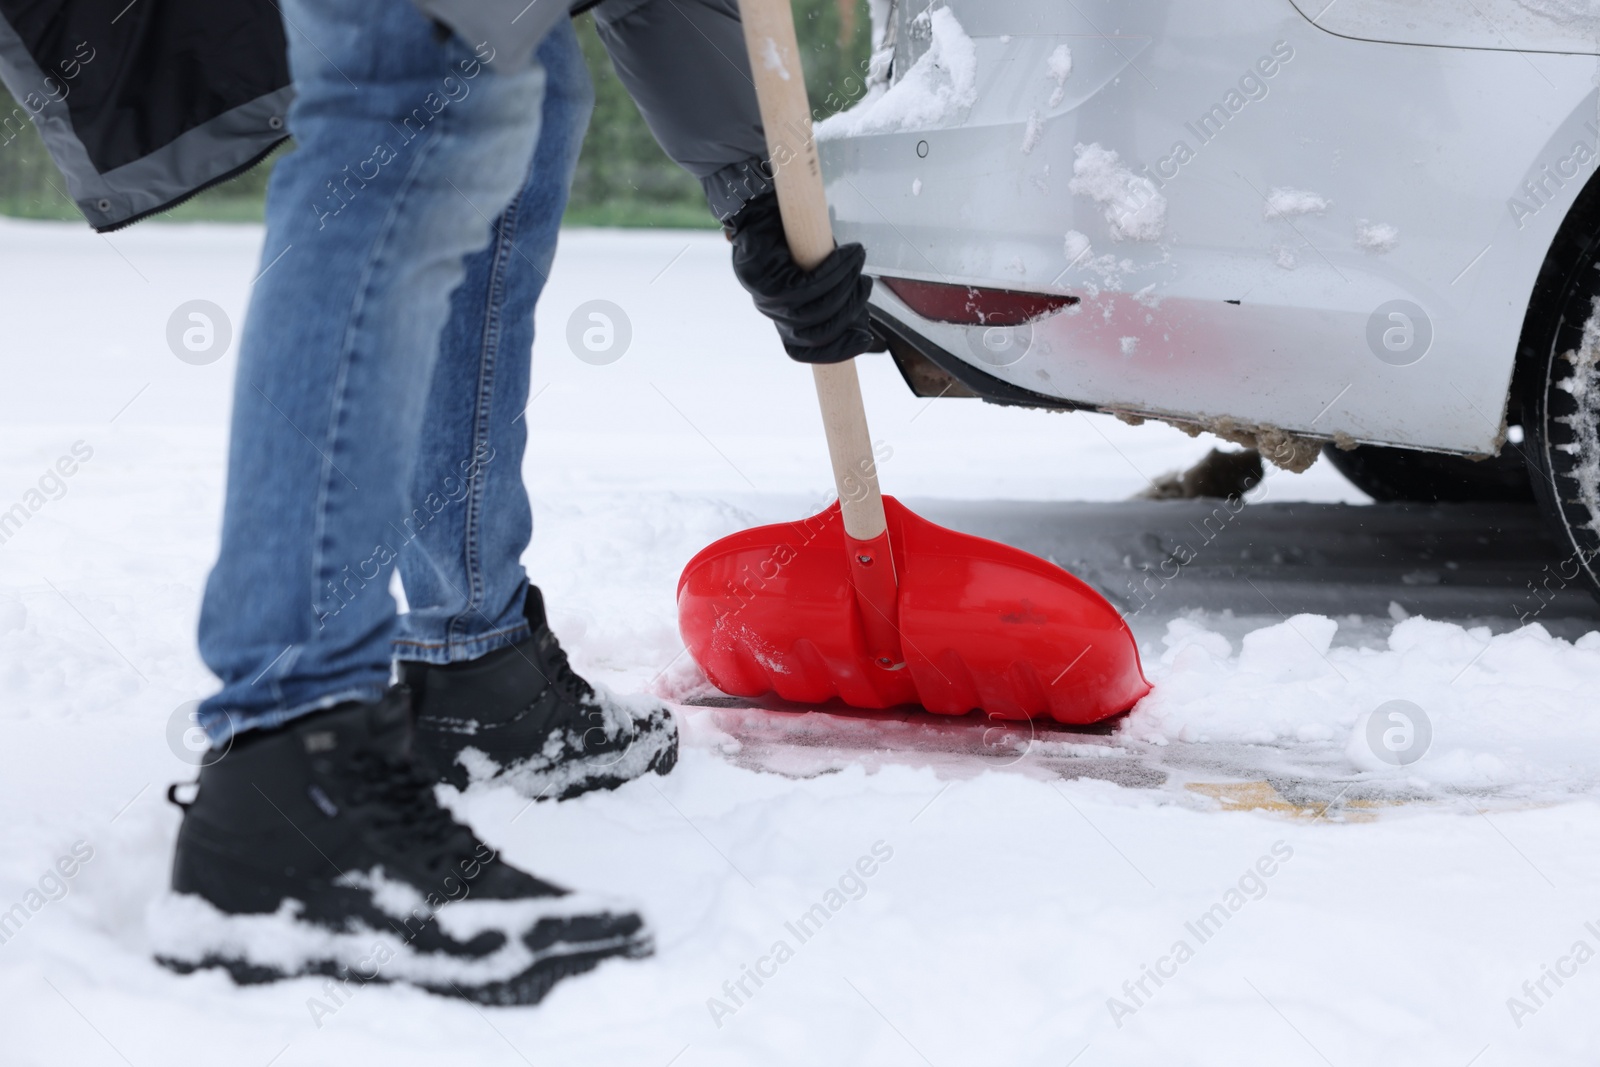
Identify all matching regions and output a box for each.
[675,0,1150,724]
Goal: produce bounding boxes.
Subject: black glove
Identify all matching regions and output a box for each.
[728,192,884,365]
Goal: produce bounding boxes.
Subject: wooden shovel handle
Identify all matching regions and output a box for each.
[739,0,887,541]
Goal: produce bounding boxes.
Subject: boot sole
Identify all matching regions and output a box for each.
[157,930,652,1006]
[441,714,679,802]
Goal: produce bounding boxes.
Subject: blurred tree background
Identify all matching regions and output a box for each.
[0,0,872,229]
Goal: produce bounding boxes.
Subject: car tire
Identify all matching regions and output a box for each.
[1521,245,1600,600]
[1321,442,1534,504]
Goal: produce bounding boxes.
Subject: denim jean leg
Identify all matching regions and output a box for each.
[195,0,548,742]
[393,21,594,666]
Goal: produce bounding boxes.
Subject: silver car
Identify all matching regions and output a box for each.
[817,0,1600,596]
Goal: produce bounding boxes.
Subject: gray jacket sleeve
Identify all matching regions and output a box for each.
[591,0,775,223]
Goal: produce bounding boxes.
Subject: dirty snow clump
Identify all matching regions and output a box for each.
[1516,0,1600,28]
[1068,143,1167,241]
[1263,187,1329,220]
[1355,220,1399,254]
[816,9,978,139]
[1558,295,1600,533]
[1046,44,1073,107]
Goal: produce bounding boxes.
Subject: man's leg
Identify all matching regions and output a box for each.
[165,3,651,1001]
[195,1,546,739]
[391,20,678,799]
[392,20,593,664]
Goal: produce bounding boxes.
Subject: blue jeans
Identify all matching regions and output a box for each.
[196,2,593,742]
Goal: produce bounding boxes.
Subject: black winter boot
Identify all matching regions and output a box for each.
[400,587,677,801]
[151,689,650,1005]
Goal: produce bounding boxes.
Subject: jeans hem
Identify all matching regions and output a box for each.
[200,684,390,746]
[392,620,532,665]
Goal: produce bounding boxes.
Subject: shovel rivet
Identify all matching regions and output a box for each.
[856,554,873,566]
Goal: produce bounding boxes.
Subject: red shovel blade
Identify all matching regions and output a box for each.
[676,497,1150,724]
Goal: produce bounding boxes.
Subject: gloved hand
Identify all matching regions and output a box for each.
[728,192,884,365]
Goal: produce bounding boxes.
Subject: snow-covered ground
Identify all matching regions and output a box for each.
[2,220,1599,1065]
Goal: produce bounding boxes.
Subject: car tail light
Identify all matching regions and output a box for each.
[880,277,1077,327]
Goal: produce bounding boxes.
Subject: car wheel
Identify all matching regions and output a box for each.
[1321,442,1534,504]
[1521,249,1600,600]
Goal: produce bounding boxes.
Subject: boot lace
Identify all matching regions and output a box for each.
[346,749,483,873]
[539,631,597,705]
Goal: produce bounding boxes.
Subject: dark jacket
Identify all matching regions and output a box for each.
[0,0,774,232]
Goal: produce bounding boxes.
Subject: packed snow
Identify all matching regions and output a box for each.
[1263,187,1330,220]
[815,8,977,139]
[1069,143,1168,242]
[1355,219,1399,253]
[2,221,1599,1065]
[1130,614,1600,793]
